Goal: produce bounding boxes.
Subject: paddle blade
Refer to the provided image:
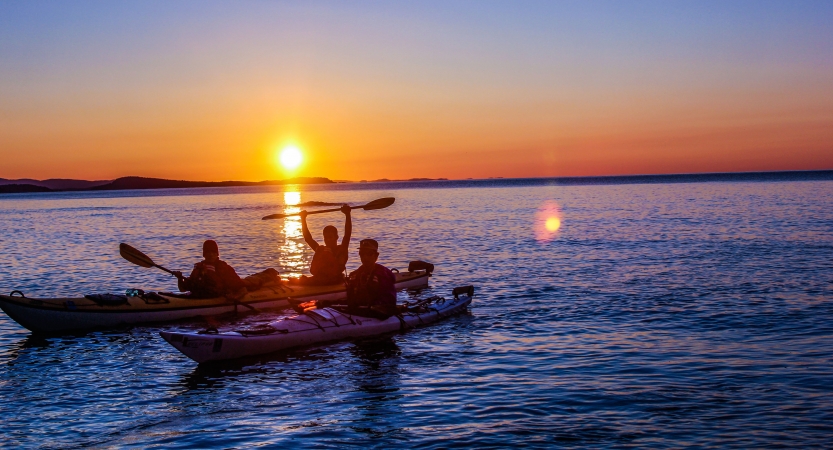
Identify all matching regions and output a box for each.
[362,197,395,211]
[261,213,287,220]
[119,243,156,268]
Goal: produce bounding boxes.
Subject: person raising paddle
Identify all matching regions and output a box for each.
[292,204,352,285]
[172,240,246,298]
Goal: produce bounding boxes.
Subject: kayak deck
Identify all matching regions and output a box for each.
[161,286,474,363]
[0,270,430,333]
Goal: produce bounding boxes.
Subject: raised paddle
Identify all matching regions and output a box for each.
[118,243,261,313]
[261,197,395,220]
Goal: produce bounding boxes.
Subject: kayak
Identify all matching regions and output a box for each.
[0,270,430,333]
[161,285,474,363]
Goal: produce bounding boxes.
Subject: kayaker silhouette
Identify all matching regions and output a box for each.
[173,240,246,298]
[308,238,396,318]
[290,204,352,285]
[344,238,397,317]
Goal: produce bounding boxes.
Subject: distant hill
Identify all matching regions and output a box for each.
[0,176,335,194]
[0,178,110,190]
[362,177,449,183]
[0,184,53,193]
[90,176,334,190]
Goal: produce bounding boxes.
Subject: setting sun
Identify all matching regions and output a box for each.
[278,146,303,170]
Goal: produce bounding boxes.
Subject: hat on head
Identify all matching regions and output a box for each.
[203,239,219,254]
[359,239,378,251]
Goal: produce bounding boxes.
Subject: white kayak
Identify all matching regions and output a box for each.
[161,286,474,363]
[0,270,430,333]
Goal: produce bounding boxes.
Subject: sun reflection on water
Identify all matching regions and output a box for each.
[278,190,307,277]
[284,191,301,206]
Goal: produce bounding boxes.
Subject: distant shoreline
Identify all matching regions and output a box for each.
[1,170,831,195]
[0,176,337,194]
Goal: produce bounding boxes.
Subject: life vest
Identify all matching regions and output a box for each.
[346,263,396,308]
[189,262,224,297]
[310,245,346,281]
[187,260,244,298]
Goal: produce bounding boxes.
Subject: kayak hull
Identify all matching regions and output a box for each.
[0,271,430,333]
[161,288,473,363]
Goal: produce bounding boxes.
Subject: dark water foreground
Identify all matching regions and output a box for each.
[1,178,832,448]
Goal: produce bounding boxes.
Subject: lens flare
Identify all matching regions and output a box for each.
[535,201,563,242]
[545,217,561,232]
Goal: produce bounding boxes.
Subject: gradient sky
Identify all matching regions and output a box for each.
[1,1,832,181]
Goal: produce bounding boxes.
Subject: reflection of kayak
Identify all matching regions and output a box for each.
[161,286,473,363]
[0,270,431,333]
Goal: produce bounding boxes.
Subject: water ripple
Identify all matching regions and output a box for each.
[1,181,832,448]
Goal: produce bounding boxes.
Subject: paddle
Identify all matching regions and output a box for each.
[261,197,395,220]
[119,243,175,275]
[119,243,260,313]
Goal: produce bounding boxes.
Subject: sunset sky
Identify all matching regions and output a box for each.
[1,1,831,181]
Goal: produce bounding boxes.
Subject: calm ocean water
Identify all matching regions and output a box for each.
[1,177,832,448]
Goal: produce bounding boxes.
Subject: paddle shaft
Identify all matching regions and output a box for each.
[262,197,395,220]
[152,264,176,276]
[285,204,359,219]
[234,298,260,313]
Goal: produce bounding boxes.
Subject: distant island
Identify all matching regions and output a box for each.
[359,177,449,183]
[3,170,832,195]
[0,175,455,194]
[0,176,334,194]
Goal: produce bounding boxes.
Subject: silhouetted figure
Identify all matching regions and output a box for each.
[293,204,352,285]
[344,239,396,317]
[173,240,245,298]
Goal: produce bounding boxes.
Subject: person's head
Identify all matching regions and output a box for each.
[322,225,339,247]
[358,239,379,266]
[203,240,220,262]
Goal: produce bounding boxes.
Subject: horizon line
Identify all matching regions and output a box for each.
[2,168,833,185]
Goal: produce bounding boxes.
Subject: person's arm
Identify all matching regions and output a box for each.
[220,263,246,291]
[175,272,188,292]
[176,264,198,292]
[340,204,352,247]
[300,210,319,251]
[385,270,396,305]
[380,267,397,306]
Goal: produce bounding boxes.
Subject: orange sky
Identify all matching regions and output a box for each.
[1,2,832,181]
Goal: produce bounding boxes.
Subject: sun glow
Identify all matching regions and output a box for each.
[278,146,303,170]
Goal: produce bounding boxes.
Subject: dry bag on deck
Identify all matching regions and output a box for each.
[408,261,434,274]
[243,268,281,291]
[85,293,129,306]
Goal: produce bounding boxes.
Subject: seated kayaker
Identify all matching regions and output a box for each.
[173,240,246,298]
[289,204,352,286]
[342,239,397,318]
